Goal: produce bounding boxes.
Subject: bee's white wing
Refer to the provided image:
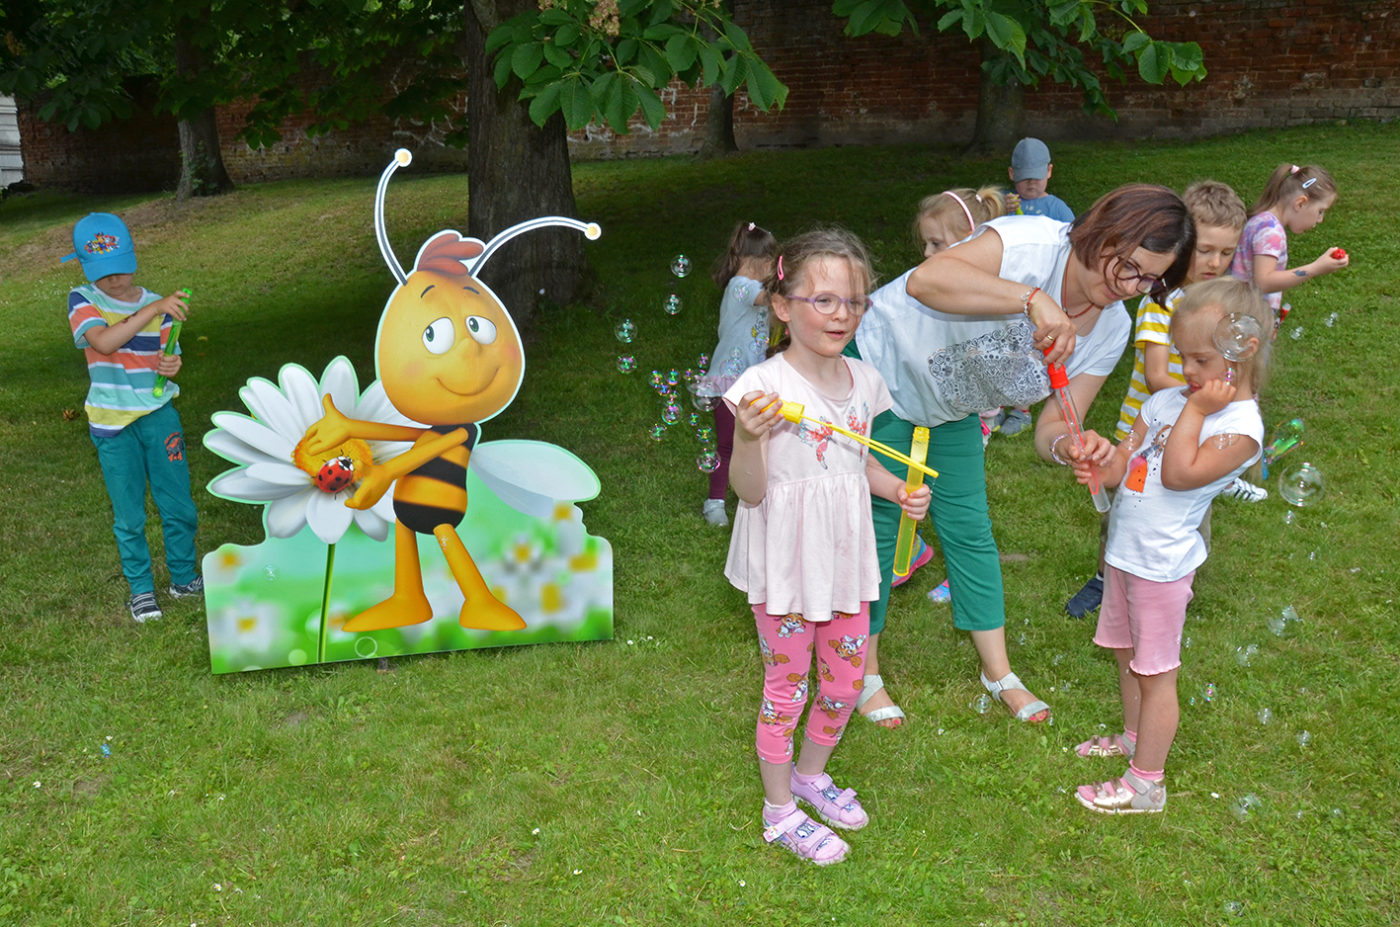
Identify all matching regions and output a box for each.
[471,440,601,518]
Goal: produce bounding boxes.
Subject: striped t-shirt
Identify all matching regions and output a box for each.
[68,284,179,437]
[1114,289,1185,441]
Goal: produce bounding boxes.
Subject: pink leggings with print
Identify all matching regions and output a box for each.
[753,604,870,765]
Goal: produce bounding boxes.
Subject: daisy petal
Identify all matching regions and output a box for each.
[210,412,296,461]
[239,376,303,442]
[247,461,315,488]
[204,429,289,469]
[266,492,313,538]
[352,506,392,542]
[210,469,300,503]
[320,357,361,418]
[279,364,324,430]
[306,489,354,544]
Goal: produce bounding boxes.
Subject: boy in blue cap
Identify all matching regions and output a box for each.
[63,213,202,622]
[1009,138,1074,222]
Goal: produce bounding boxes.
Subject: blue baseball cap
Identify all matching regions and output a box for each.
[62,212,138,282]
[1011,138,1052,182]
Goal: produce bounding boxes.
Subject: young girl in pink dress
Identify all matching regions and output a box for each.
[723,229,930,864]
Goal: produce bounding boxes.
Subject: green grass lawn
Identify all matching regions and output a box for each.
[2,122,1397,926]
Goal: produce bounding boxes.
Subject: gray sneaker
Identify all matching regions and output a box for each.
[996,408,1033,436]
[129,592,163,623]
[702,498,728,527]
[169,576,205,598]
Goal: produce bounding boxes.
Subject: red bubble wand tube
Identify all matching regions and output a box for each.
[1048,362,1111,513]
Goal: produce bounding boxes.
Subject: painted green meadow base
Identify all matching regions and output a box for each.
[203,469,613,674]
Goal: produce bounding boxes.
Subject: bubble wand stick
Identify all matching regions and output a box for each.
[758,398,939,481]
[152,288,189,398]
[892,426,930,579]
[1047,362,1111,513]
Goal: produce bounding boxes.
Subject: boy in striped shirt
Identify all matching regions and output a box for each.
[1065,182,1248,618]
[64,213,201,623]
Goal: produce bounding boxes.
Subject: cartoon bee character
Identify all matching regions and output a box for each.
[776,614,807,639]
[302,149,600,633]
[828,633,867,666]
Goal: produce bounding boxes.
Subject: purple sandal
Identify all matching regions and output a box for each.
[763,808,850,865]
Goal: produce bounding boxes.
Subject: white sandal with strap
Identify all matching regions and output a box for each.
[854,673,906,726]
[980,670,1051,723]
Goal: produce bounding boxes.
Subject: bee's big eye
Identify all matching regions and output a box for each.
[422,317,455,354]
[465,316,498,345]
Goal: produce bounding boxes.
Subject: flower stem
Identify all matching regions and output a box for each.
[318,543,336,663]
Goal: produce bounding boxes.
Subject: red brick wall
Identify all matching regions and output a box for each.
[17,1,1400,191]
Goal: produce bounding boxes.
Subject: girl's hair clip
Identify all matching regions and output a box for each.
[776,255,785,281]
[1289,164,1301,174]
[1301,177,1317,189]
[747,222,756,231]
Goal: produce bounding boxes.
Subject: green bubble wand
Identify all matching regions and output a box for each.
[152,289,189,398]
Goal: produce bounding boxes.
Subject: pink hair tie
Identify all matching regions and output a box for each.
[747,222,755,231]
[776,255,785,280]
[1290,164,1301,174]
[942,190,976,235]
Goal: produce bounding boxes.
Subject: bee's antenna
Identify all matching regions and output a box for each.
[376,149,413,285]
[468,217,602,276]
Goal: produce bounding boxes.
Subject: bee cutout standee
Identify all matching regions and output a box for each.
[202,149,610,672]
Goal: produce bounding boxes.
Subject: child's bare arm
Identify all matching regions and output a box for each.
[866,456,931,520]
[83,291,188,356]
[1250,249,1348,295]
[1142,343,1178,393]
[729,391,779,505]
[1160,382,1259,489]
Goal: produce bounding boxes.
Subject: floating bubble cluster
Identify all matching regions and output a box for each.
[1279,462,1324,506]
[670,254,692,278]
[1266,604,1301,637]
[1290,325,1304,340]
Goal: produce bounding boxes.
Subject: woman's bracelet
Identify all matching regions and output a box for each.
[1049,432,1072,466]
[1021,286,1041,316]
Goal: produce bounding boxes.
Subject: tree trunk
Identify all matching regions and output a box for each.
[964,40,1024,158]
[696,84,737,160]
[463,0,587,331]
[172,31,233,199]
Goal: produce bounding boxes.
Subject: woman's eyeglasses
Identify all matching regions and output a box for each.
[1115,259,1166,295]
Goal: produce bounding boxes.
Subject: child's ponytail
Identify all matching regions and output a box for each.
[1250,164,1338,216]
[712,221,778,288]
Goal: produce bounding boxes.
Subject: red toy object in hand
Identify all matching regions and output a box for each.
[1331,248,1347,259]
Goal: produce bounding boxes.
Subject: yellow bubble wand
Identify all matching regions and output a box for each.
[891,425,930,578]
[761,399,939,481]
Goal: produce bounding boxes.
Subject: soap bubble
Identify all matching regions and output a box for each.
[1182,635,1192,649]
[670,254,691,278]
[1263,418,1304,476]
[970,693,992,714]
[663,294,682,315]
[649,369,663,388]
[1325,311,1339,327]
[614,318,637,343]
[687,379,718,411]
[648,424,667,441]
[1214,312,1261,361]
[1267,604,1300,637]
[1284,510,1295,525]
[695,425,714,444]
[661,402,682,425]
[666,369,680,385]
[697,353,710,372]
[1290,325,1304,340]
[1297,730,1312,747]
[1232,793,1262,820]
[1235,643,1259,666]
[696,450,720,473]
[687,412,701,428]
[1279,462,1324,506]
[1203,683,1217,702]
[616,354,637,374]
[1257,707,1273,725]
[1223,901,1245,917]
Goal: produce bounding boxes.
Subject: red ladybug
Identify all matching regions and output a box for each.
[315,455,356,493]
[1331,247,1347,259]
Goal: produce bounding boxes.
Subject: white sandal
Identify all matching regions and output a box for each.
[980,670,1051,723]
[854,673,906,726]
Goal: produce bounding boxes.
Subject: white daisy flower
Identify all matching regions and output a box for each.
[205,356,420,544]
